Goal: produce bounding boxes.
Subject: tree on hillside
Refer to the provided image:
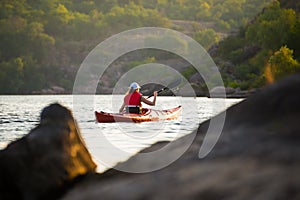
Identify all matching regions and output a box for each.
[102,3,170,33]
[246,1,297,50]
[268,46,300,81]
[0,58,24,93]
[194,28,219,49]
[93,0,119,13]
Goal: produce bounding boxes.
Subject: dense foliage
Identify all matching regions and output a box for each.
[1,0,296,94]
[0,0,170,93]
[216,0,300,89]
[141,0,272,31]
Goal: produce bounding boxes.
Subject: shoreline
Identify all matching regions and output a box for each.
[0,91,253,98]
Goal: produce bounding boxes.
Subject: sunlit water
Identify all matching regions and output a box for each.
[0,95,242,172]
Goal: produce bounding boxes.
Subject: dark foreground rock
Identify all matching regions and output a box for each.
[61,74,300,200]
[0,103,97,200]
[1,74,300,200]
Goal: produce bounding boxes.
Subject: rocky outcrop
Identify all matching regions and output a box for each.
[0,103,97,200]
[62,74,300,199]
[32,86,66,94]
[209,86,256,98]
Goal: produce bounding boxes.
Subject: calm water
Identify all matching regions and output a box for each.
[0,95,242,172]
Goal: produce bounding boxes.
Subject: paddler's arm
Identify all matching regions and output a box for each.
[119,102,125,113]
[141,91,157,106]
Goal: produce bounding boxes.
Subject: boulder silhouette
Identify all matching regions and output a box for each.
[0,103,97,200]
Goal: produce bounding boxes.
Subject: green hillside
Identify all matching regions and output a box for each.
[0,0,286,94]
[214,0,300,90]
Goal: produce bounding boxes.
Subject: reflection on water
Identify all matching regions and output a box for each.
[0,95,242,171]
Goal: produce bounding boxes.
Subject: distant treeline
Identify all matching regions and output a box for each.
[0,0,291,94]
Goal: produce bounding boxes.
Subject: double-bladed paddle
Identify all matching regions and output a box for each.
[147,77,181,98]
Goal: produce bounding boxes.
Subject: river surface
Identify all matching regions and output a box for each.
[0,95,242,172]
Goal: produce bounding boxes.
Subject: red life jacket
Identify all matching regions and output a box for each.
[124,92,142,106]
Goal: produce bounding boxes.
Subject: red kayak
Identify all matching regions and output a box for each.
[95,106,182,123]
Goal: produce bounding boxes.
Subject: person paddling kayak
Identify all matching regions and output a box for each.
[119,82,157,113]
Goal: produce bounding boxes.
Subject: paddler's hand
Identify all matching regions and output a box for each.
[153,91,158,97]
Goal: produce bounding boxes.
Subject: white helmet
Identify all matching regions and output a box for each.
[129,82,141,89]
